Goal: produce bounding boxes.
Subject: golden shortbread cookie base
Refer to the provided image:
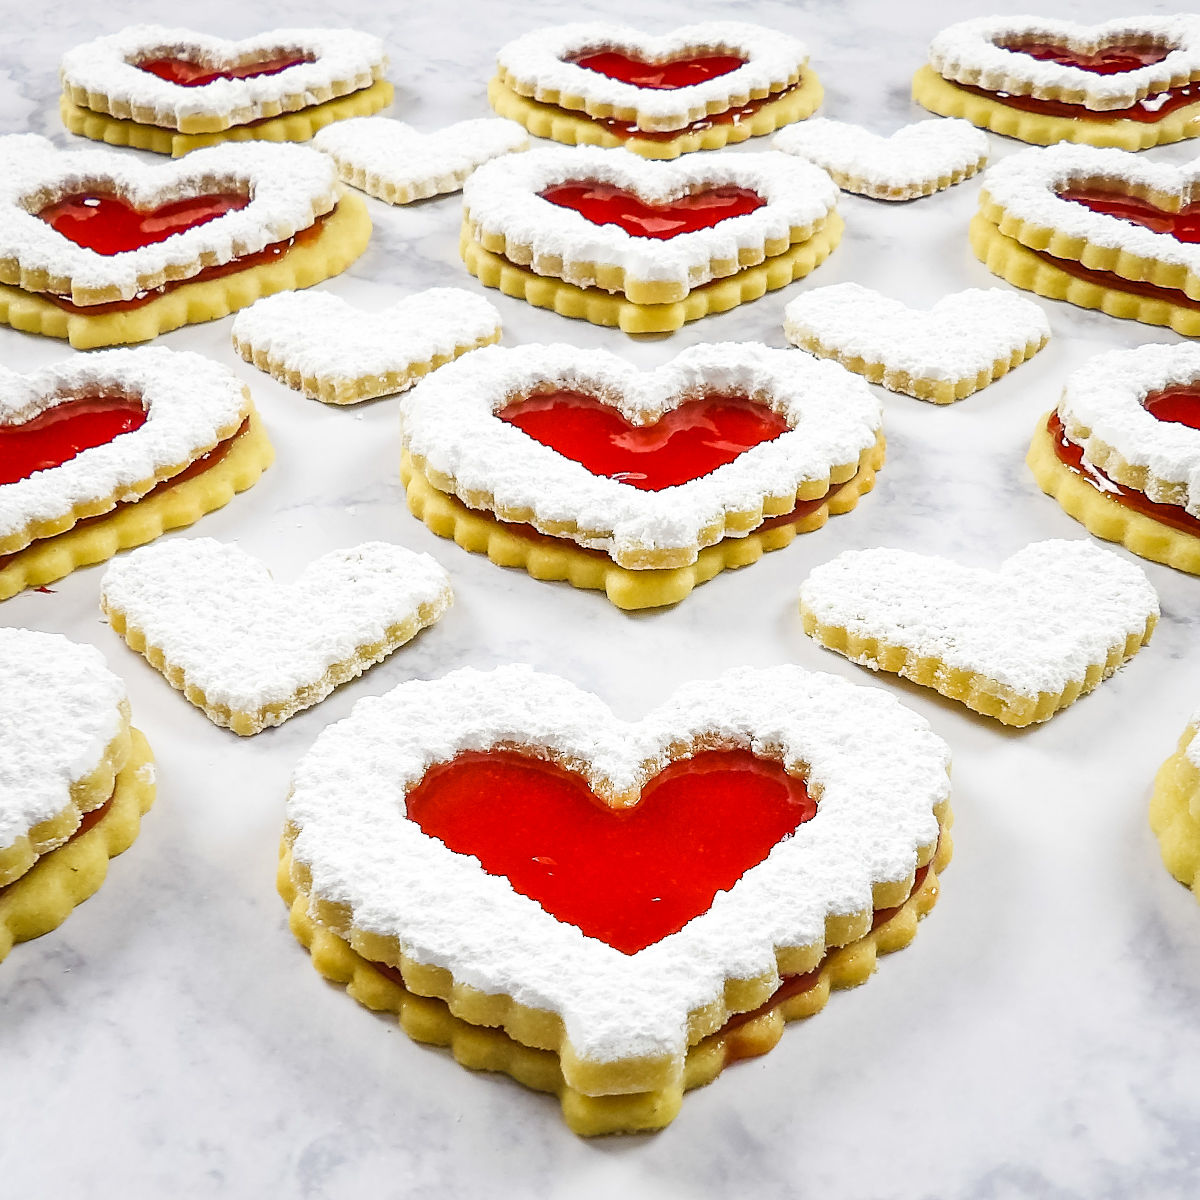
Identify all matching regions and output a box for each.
[102,586,452,736]
[233,325,502,406]
[789,326,1049,404]
[1027,412,1200,575]
[459,212,843,334]
[912,65,1200,149]
[800,594,1155,728]
[0,191,372,349]
[278,810,951,1135]
[0,728,155,964]
[487,72,822,160]
[969,212,1200,338]
[60,81,395,156]
[401,435,883,610]
[0,713,131,887]
[0,410,274,602]
[1150,726,1200,898]
[827,157,987,202]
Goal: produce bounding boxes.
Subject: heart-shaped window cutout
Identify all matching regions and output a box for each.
[406,747,816,955]
[134,52,313,87]
[995,38,1173,74]
[1,393,146,484]
[497,390,788,490]
[1058,187,1200,244]
[539,180,765,238]
[1142,385,1200,429]
[566,49,747,89]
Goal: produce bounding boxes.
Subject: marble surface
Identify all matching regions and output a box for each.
[3,0,1200,1196]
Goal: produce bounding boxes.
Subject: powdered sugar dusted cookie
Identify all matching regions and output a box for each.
[60,26,392,156]
[799,540,1157,727]
[490,22,821,159]
[0,347,273,601]
[280,663,952,1133]
[232,288,502,405]
[913,16,1200,149]
[972,143,1200,336]
[1149,710,1200,899]
[0,627,155,963]
[100,539,453,736]
[784,284,1050,404]
[1027,342,1200,574]
[774,118,988,201]
[461,145,842,333]
[400,342,883,608]
[0,134,370,348]
[313,117,528,205]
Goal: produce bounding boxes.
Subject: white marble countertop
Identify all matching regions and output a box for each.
[4,0,1200,1196]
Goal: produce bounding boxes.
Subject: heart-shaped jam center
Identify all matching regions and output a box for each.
[406,748,816,954]
[998,40,1171,73]
[539,181,764,238]
[1143,384,1200,429]
[37,192,250,256]
[1060,189,1200,244]
[0,394,146,485]
[568,49,746,89]
[498,391,788,490]
[135,52,312,87]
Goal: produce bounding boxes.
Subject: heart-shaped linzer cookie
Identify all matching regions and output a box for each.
[313,117,529,205]
[60,26,388,134]
[100,539,453,735]
[773,118,988,201]
[783,284,1050,404]
[399,342,881,569]
[800,539,1158,726]
[232,288,502,405]
[461,145,837,304]
[282,663,951,1128]
[0,134,339,307]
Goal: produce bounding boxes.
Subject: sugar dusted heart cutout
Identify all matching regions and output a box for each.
[285,664,951,1071]
[999,40,1172,75]
[568,49,746,89]
[99,539,453,735]
[800,539,1158,725]
[1060,188,1200,243]
[539,180,765,238]
[135,51,314,87]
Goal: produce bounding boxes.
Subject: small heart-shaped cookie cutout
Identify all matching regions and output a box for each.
[800,539,1158,726]
[100,539,453,735]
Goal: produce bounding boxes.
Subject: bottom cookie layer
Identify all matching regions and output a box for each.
[459,213,844,334]
[1150,727,1200,898]
[970,211,1200,338]
[1026,412,1200,575]
[278,819,951,1135]
[0,410,274,601]
[401,437,883,610]
[59,80,395,157]
[912,65,1200,150]
[0,728,155,963]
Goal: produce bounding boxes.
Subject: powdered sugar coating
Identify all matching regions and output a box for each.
[313,117,529,203]
[496,22,809,133]
[286,663,949,1063]
[399,342,881,562]
[99,539,452,715]
[981,143,1200,280]
[0,347,250,553]
[0,628,127,849]
[800,540,1158,698]
[0,134,338,302]
[784,284,1050,383]
[1059,342,1200,515]
[231,288,502,392]
[462,146,838,289]
[928,16,1200,111]
[60,26,386,130]
[773,118,988,197]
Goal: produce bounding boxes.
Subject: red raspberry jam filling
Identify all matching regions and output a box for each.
[1062,189,1200,242]
[405,748,816,955]
[497,391,788,490]
[997,40,1172,73]
[1048,407,1200,536]
[539,181,764,238]
[569,50,746,89]
[1,394,147,485]
[135,53,312,87]
[954,76,1197,123]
